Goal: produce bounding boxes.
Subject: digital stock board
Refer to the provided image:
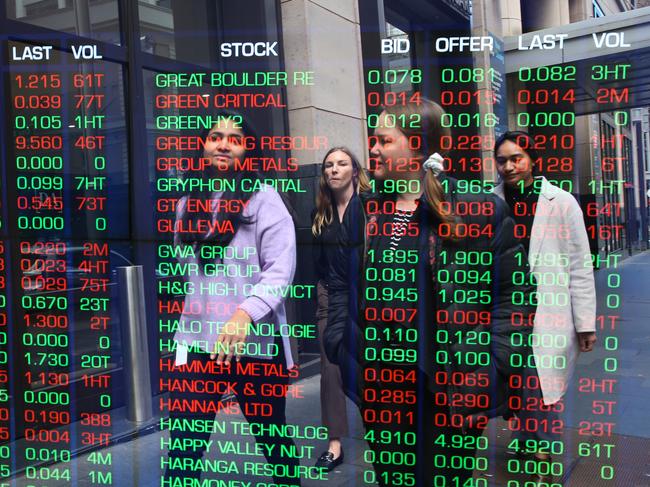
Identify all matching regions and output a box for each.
[0,1,649,486]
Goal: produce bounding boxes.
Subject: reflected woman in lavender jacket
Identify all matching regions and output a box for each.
[162,111,305,485]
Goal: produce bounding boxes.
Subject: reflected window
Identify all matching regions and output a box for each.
[593,0,605,17]
[382,21,414,93]
[138,0,177,58]
[7,0,121,45]
[138,0,281,68]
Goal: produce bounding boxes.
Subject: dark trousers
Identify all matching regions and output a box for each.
[361,364,483,487]
[161,350,302,486]
[316,280,349,438]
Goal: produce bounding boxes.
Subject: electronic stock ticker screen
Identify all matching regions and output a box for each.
[0,1,648,486]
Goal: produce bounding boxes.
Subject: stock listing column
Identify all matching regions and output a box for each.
[153,66,324,485]
[7,41,128,485]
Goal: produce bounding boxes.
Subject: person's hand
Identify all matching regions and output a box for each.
[211,308,251,364]
[578,331,597,352]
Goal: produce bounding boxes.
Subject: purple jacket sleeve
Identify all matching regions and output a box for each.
[238,188,296,324]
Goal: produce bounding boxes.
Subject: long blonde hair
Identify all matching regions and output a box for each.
[312,147,372,236]
[383,97,459,239]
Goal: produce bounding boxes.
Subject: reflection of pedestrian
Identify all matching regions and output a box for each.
[162,111,302,485]
[324,98,536,487]
[311,147,371,470]
[493,131,597,482]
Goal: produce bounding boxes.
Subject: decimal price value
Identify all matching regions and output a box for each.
[440,179,494,195]
[23,352,68,367]
[440,134,494,151]
[368,179,421,194]
[367,91,422,107]
[15,135,62,151]
[13,95,61,110]
[441,67,496,83]
[363,429,416,445]
[14,115,62,130]
[364,367,417,384]
[367,69,422,85]
[17,195,63,211]
[363,388,416,405]
[440,112,498,128]
[25,371,69,387]
[440,90,496,106]
[443,157,494,174]
[24,314,68,329]
[434,434,489,450]
[518,65,576,82]
[366,156,420,172]
[533,156,573,172]
[15,74,61,89]
[365,326,418,342]
[517,88,575,105]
